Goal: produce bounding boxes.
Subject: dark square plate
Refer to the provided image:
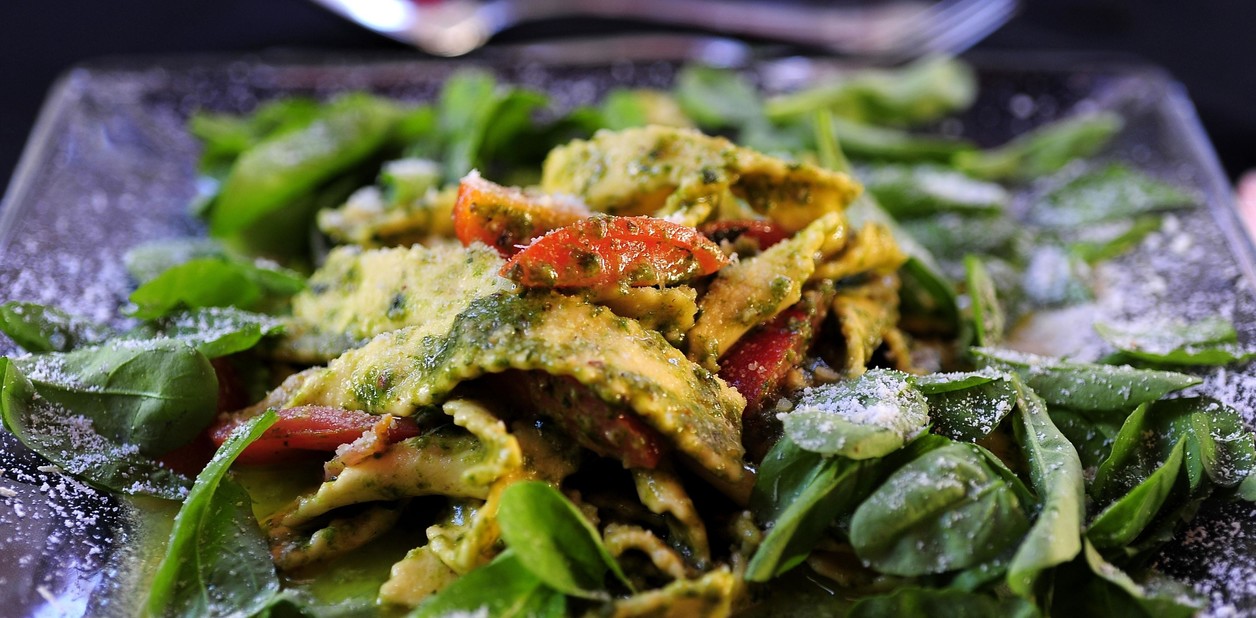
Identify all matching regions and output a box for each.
[1,45,1254,616]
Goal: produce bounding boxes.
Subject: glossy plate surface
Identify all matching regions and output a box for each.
[1,48,1255,616]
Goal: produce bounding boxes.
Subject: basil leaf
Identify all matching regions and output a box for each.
[746,437,879,581]
[914,370,1016,442]
[1029,163,1195,228]
[124,238,229,285]
[832,116,975,163]
[11,338,218,455]
[145,410,280,617]
[1049,539,1202,618]
[1006,377,1085,597]
[848,586,1039,618]
[1149,397,1256,490]
[0,301,111,353]
[496,481,631,598]
[953,112,1123,181]
[780,370,929,459]
[675,66,762,129]
[412,550,565,618]
[190,98,322,175]
[1088,437,1186,548]
[964,255,1005,347]
[973,347,1200,412]
[1095,316,1256,366]
[862,164,1008,219]
[209,93,403,236]
[766,56,976,126]
[437,71,550,181]
[131,306,286,358]
[0,357,190,499]
[1049,407,1122,470]
[129,257,304,320]
[850,443,1030,576]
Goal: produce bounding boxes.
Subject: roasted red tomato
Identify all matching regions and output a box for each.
[453,173,589,256]
[719,287,834,461]
[502,215,729,289]
[210,406,423,465]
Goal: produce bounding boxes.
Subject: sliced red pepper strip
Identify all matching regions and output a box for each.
[502,215,729,289]
[209,406,423,465]
[719,287,834,461]
[699,219,790,251]
[453,173,589,257]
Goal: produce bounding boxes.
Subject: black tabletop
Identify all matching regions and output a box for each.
[1,0,1253,199]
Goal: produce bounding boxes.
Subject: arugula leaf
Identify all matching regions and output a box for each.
[0,357,190,499]
[914,370,1016,442]
[130,306,285,358]
[766,56,976,126]
[780,370,929,459]
[1006,377,1085,597]
[1095,315,1256,366]
[746,437,879,581]
[965,255,1005,347]
[412,550,565,618]
[1029,163,1195,228]
[209,93,404,237]
[848,586,1039,618]
[850,443,1030,576]
[496,481,631,598]
[674,66,762,129]
[11,339,218,456]
[129,256,304,320]
[145,410,280,617]
[973,347,1200,412]
[861,164,1008,219]
[0,301,111,353]
[953,112,1123,181]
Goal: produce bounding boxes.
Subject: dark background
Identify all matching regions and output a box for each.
[1,0,1252,199]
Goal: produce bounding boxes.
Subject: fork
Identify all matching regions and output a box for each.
[311,0,1019,59]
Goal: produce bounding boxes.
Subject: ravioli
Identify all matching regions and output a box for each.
[541,125,861,231]
[281,292,748,484]
[274,242,514,362]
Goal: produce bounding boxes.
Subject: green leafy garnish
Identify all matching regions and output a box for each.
[1095,315,1256,366]
[128,256,304,320]
[974,347,1201,412]
[850,443,1030,576]
[1006,377,1085,596]
[413,550,566,618]
[10,339,218,455]
[1029,163,1194,227]
[0,301,111,353]
[496,481,632,599]
[953,112,1123,181]
[145,410,280,617]
[780,369,929,459]
[0,357,191,498]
